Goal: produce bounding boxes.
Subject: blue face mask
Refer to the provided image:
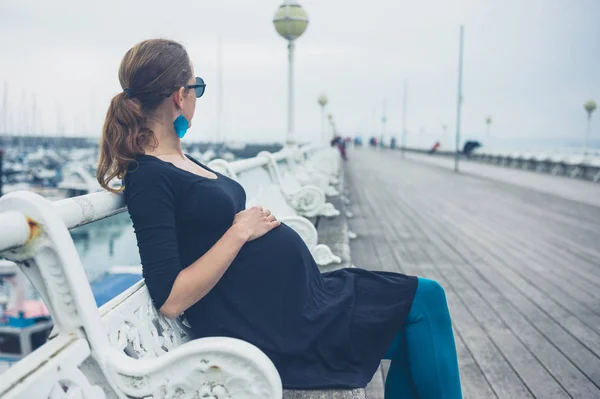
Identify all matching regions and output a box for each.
[173,114,189,139]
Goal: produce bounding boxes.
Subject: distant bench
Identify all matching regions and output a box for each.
[0,145,364,399]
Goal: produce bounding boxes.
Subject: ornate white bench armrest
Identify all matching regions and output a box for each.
[256,151,340,218]
[284,184,340,218]
[105,337,282,399]
[101,279,282,399]
[280,216,341,266]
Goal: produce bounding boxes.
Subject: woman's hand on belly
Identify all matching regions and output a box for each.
[233,206,281,242]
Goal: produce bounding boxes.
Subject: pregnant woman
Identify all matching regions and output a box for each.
[97,39,462,399]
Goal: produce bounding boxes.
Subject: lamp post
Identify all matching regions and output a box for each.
[328,112,335,137]
[401,80,408,157]
[318,95,328,144]
[273,0,309,147]
[454,25,465,173]
[584,99,597,155]
[485,116,492,137]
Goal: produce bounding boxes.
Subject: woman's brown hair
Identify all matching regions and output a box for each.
[97,38,192,192]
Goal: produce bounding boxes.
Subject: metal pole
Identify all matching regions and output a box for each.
[584,114,591,155]
[216,36,223,143]
[1,82,6,135]
[381,98,386,150]
[287,40,296,147]
[454,25,464,173]
[401,80,408,158]
[0,148,3,197]
[320,106,325,144]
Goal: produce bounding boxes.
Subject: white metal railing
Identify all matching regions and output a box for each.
[0,144,342,399]
[399,145,600,182]
[468,147,600,181]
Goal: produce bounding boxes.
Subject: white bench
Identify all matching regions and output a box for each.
[0,146,347,399]
[260,150,341,217]
[281,148,341,197]
[209,148,342,266]
[208,156,341,266]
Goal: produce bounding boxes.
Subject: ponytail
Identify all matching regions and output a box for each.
[97,38,192,192]
[96,92,156,192]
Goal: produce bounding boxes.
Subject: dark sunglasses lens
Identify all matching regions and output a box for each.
[195,77,205,98]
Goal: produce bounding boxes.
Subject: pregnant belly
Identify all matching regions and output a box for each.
[219,223,318,298]
[236,223,312,268]
[189,224,322,340]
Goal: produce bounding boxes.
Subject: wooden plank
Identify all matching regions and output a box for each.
[390,173,600,340]
[407,184,600,356]
[382,188,600,397]
[453,330,498,399]
[346,167,502,398]
[344,148,600,398]
[371,152,600,343]
[380,158,600,390]
[356,186,536,398]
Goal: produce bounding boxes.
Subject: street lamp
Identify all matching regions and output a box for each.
[318,95,328,144]
[328,112,337,138]
[273,0,309,147]
[584,99,597,155]
[485,116,492,137]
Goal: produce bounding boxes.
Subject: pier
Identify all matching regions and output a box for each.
[344,148,600,398]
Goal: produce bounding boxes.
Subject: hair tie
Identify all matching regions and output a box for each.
[123,88,134,98]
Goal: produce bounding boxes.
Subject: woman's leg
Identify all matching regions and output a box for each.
[383,329,418,398]
[385,277,462,398]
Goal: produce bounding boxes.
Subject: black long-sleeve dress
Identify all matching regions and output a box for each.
[124,154,418,389]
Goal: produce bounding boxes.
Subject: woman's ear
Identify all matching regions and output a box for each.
[172,87,185,110]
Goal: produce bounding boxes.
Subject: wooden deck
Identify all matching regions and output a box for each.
[344,148,600,398]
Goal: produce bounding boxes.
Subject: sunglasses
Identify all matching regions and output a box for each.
[186,77,206,98]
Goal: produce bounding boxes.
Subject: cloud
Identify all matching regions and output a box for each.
[0,0,598,147]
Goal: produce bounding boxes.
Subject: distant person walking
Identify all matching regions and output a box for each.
[429,141,440,155]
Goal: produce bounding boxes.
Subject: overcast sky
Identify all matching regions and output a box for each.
[1,0,599,147]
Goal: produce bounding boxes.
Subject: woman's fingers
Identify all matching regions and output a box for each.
[262,208,272,217]
[267,214,277,222]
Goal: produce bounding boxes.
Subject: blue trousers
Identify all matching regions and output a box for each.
[383,278,463,398]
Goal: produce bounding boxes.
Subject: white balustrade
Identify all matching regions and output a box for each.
[468,146,600,181]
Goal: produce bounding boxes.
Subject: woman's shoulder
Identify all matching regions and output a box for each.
[124,155,177,194]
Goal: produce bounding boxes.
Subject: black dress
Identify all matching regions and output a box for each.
[124,154,417,389]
